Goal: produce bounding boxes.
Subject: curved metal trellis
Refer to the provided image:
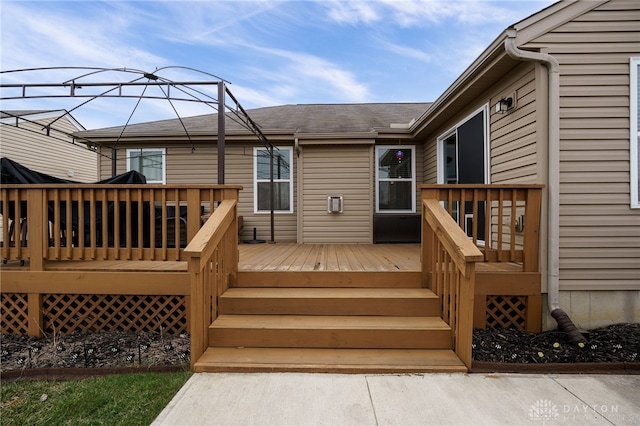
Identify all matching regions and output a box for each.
[0,66,274,179]
[1,66,277,240]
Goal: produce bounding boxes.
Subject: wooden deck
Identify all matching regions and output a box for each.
[2,242,522,274]
[238,242,523,273]
[239,242,421,272]
[2,184,543,372]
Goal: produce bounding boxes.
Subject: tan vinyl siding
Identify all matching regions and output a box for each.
[300,145,372,243]
[1,116,97,182]
[422,140,438,183]
[167,148,217,184]
[101,141,298,242]
[526,0,640,291]
[100,144,218,183]
[226,145,255,233]
[489,64,540,184]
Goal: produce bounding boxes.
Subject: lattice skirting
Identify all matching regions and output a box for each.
[1,293,29,335]
[486,295,527,329]
[474,294,542,332]
[1,293,187,336]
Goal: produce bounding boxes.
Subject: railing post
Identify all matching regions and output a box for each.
[421,187,438,289]
[187,188,202,243]
[27,188,45,271]
[421,203,434,289]
[456,264,476,369]
[27,293,43,337]
[523,187,542,272]
[188,257,207,369]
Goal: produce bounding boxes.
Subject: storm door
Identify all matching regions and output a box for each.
[438,107,488,241]
[373,145,419,243]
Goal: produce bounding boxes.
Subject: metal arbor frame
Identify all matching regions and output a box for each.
[0,66,278,241]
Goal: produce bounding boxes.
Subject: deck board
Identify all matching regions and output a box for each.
[238,243,422,272]
[194,347,466,373]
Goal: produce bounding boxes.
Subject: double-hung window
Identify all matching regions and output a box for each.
[127,148,166,184]
[254,147,293,213]
[375,146,416,213]
[631,58,640,208]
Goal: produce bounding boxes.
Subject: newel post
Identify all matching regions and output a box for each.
[456,263,476,369]
[26,188,45,337]
[421,187,438,289]
[188,256,207,369]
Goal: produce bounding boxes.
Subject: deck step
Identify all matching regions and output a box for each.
[193,347,466,373]
[209,315,452,349]
[219,287,440,316]
[237,270,422,288]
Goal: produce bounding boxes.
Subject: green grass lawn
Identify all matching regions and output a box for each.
[0,370,191,426]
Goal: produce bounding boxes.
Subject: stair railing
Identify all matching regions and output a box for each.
[420,184,543,270]
[421,197,483,368]
[184,197,239,369]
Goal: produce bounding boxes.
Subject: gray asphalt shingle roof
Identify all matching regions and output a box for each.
[76,103,431,137]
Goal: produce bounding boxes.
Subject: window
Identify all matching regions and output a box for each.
[375,146,416,213]
[631,58,640,208]
[437,107,489,240]
[127,148,166,184]
[437,107,488,185]
[254,147,293,213]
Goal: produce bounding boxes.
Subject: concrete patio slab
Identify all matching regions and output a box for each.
[366,374,619,425]
[152,373,640,426]
[553,375,640,425]
[152,373,375,426]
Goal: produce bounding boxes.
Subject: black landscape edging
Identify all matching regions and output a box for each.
[472,361,640,375]
[0,365,189,382]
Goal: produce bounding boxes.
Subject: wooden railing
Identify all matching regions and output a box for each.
[1,184,242,267]
[422,198,483,368]
[421,185,543,272]
[184,198,239,369]
[421,184,544,365]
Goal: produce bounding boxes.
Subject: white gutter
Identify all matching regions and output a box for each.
[504,29,561,313]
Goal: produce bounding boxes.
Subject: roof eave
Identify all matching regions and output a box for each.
[409,0,602,138]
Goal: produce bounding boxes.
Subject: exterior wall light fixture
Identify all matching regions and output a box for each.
[495,96,514,114]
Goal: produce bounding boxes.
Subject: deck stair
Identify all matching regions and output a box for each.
[193,271,467,373]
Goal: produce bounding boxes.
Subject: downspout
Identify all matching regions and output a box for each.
[504,29,586,343]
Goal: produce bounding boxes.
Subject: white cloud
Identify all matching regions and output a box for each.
[245,45,371,103]
[1,3,166,72]
[373,36,432,63]
[323,0,380,25]
[321,0,551,27]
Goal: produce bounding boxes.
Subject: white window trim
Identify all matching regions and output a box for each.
[437,128,457,184]
[436,105,490,184]
[375,145,416,214]
[631,58,640,208]
[126,148,166,184]
[253,147,294,214]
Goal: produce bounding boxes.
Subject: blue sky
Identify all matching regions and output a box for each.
[1,0,555,130]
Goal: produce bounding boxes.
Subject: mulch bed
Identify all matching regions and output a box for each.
[1,331,190,380]
[472,323,640,374]
[1,323,638,379]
